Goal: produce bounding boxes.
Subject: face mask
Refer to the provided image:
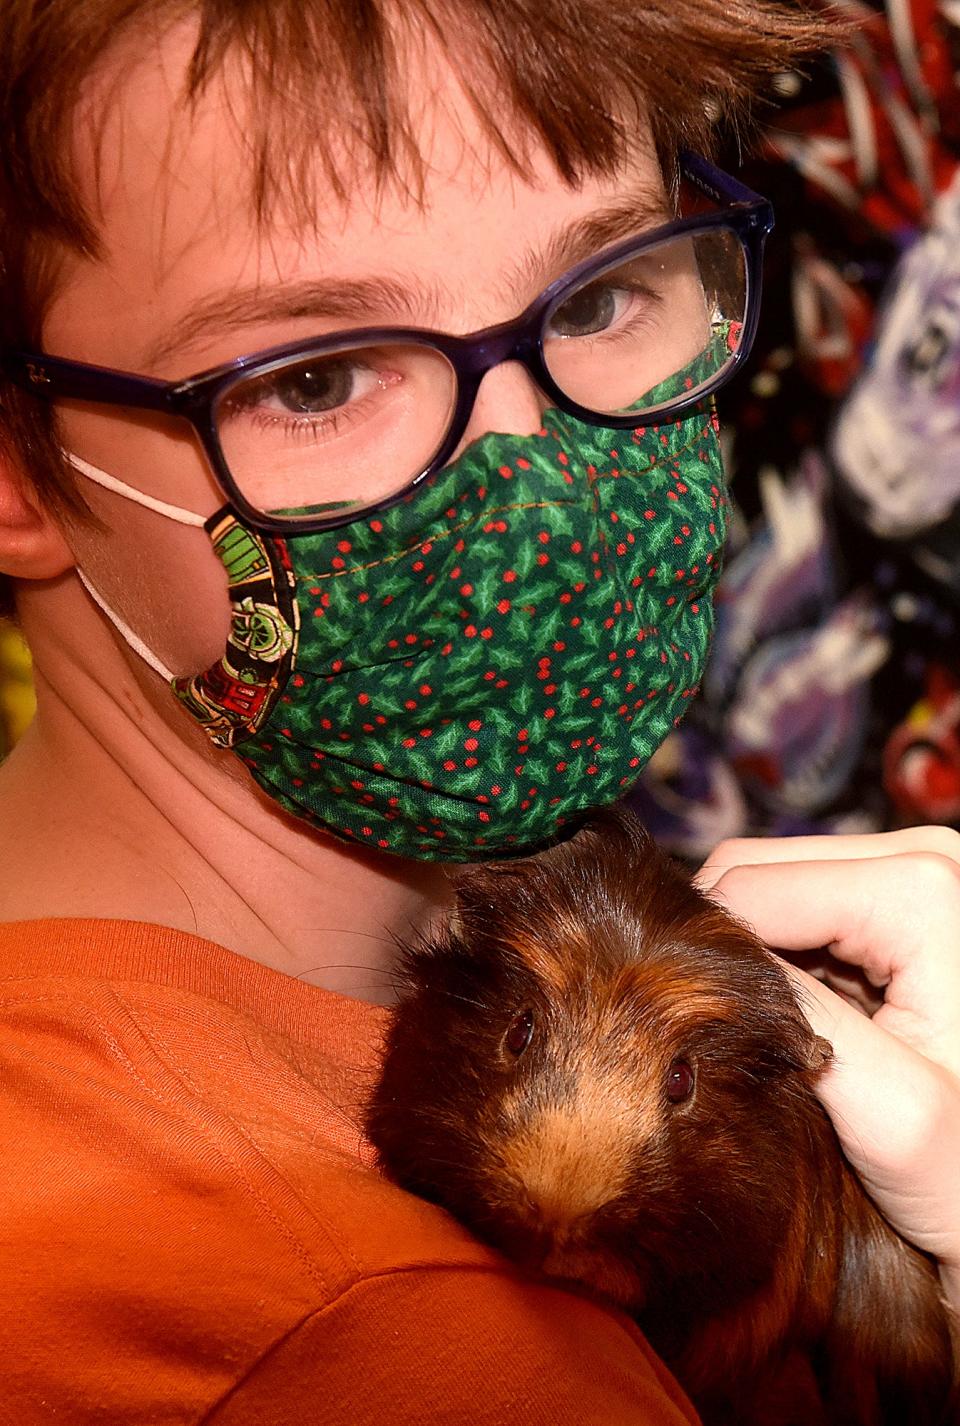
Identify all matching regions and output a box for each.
[72,402,726,861]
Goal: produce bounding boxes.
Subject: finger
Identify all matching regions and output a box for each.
[694,825,960,892]
[775,958,952,1192]
[802,953,884,1016]
[779,962,960,1268]
[709,855,960,1074]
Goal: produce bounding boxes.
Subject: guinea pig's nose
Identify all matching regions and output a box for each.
[489,1218,556,1271]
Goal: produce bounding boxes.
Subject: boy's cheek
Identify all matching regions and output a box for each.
[64,493,232,678]
[50,410,234,677]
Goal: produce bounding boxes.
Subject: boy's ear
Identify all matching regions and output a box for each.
[0,460,75,580]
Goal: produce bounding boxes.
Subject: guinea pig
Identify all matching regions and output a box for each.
[365,807,956,1426]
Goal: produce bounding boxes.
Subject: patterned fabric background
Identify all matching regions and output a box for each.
[633,0,960,860]
[2,0,959,863]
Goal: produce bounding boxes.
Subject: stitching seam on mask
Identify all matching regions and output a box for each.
[617,423,716,473]
[552,425,713,480]
[297,498,577,581]
[295,424,718,582]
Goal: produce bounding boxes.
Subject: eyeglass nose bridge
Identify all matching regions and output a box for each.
[445,313,555,444]
[457,309,547,378]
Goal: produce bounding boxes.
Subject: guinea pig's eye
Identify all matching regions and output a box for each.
[504,1008,535,1058]
[665,1057,695,1104]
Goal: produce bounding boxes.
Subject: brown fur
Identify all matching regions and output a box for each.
[365,807,957,1424]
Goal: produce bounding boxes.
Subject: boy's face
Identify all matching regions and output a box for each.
[38,19,670,687]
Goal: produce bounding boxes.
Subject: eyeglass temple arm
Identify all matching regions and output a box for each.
[1,350,177,410]
[679,151,774,218]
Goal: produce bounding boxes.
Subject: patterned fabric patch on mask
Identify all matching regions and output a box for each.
[174,517,299,742]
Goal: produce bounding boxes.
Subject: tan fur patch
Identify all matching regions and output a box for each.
[621,963,739,1031]
[503,919,588,998]
[498,1059,654,1228]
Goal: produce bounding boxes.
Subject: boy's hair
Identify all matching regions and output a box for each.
[0,0,835,618]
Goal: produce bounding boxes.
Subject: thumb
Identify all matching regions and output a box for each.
[779,960,947,1184]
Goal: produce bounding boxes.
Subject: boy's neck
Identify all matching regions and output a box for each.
[0,594,453,1004]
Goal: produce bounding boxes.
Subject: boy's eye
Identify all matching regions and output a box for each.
[258,356,380,415]
[214,340,456,520]
[548,283,623,338]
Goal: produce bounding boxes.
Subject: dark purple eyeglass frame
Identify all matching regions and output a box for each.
[3,152,774,536]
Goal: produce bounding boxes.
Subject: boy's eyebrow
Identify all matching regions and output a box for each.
[511,187,674,295]
[143,274,448,372]
[143,184,674,373]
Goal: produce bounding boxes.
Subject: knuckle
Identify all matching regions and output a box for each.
[909,825,960,866]
[703,837,754,868]
[896,850,960,902]
[879,1070,956,1174]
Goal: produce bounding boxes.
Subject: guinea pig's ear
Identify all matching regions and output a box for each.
[806,1034,834,1077]
[574,804,653,860]
[447,865,503,946]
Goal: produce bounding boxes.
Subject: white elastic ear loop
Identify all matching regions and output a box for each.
[65,450,208,684]
[76,571,178,682]
[65,451,208,527]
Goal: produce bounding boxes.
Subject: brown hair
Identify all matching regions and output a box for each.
[0,0,837,617]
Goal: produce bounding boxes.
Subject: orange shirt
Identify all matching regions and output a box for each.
[0,917,699,1424]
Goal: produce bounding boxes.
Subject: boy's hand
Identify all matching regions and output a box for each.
[695,828,960,1308]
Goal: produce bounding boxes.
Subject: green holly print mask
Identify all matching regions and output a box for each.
[173,400,726,861]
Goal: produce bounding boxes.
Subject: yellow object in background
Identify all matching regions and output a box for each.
[0,622,36,758]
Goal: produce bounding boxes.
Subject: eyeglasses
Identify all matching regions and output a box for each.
[4,153,773,536]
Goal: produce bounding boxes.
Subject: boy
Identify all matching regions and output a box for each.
[4,3,957,1422]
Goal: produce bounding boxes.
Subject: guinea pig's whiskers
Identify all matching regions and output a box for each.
[292,919,407,987]
[293,961,405,989]
[431,987,491,1012]
[691,1200,722,1239]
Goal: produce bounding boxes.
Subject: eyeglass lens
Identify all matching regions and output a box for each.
[212,225,747,523]
[214,341,459,521]
[542,227,746,416]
